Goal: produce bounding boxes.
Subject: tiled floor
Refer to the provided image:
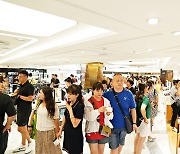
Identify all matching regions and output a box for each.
[5,92,172,154]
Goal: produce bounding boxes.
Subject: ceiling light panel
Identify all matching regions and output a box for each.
[0,25,113,64]
[0,1,77,36]
[173,31,180,36]
[147,18,159,25]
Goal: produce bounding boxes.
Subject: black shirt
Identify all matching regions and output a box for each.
[127,87,136,95]
[51,78,55,84]
[53,79,60,88]
[63,102,84,154]
[17,81,34,113]
[0,93,16,133]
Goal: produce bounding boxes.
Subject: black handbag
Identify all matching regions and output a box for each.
[112,89,133,134]
[176,99,180,107]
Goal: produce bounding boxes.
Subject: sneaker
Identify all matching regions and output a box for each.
[12,145,26,153]
[172,127,177,132]
[25,141,33,154]
[148,137,156,142]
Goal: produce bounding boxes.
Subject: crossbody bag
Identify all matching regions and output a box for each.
[112,89,133,134]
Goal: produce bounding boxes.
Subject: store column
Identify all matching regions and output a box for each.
[84,62,103,90]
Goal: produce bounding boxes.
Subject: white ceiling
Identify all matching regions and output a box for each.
[0,0,180,72]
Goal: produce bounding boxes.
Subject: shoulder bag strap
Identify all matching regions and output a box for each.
[90,97,97,109]
[34,100,41,114]
[112,88,125,117]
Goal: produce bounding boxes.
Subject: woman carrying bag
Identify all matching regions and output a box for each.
[84,82,113,154]
[134,83,151,154]
[31,86,62,154]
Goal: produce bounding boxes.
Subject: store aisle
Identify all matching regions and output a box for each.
[5,92,171,154]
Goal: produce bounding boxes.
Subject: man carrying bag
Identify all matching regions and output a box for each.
[103,73,137,154]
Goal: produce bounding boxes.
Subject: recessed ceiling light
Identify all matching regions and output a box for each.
[146,48,152,52]
[133,51,140,55]
[172,31,180,36]
[147,18,159,25]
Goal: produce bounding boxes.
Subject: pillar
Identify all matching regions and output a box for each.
[84,62,103,90]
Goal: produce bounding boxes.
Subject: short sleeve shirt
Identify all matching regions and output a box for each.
[103,89,136,128]
[36,103,59,131]
[17,81,34,113]
[53,79,60,88]
[136,96,151,119]
[170,86,180,104]
[0,93,16,133]
[63,102,84,154]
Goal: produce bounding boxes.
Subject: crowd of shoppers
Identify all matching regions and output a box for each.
[1,70,180,154]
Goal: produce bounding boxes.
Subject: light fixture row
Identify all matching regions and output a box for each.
[148,17,180,36]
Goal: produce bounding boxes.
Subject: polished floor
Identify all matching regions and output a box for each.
[5,92,175,154]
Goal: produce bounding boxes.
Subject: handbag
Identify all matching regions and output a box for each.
[99,125,111,137]
[176,99,180,107]
[30,99,41,139]
[171,95,180,107]
[112,89,133,134]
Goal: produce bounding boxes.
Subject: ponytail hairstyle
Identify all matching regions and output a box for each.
[135,83,148,103]
[41,86,55,119]
[67,84,84,104]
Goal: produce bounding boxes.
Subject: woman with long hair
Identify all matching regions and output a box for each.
[58,84,84,154]
[84,82,113,154]
[35,86,62,154]
[134,83,151,154]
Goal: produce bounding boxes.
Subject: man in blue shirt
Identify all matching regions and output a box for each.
[104,73,137,154]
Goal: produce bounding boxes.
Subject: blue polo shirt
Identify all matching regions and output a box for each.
[103,89,136,128]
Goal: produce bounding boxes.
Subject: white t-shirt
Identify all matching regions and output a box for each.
[170,86,180,105]
[36,103,59,131]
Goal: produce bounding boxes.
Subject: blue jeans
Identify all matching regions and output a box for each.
[109,128,127,149]
[0,131,8,154]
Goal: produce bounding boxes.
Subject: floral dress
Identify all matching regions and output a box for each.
[147,88,158,118]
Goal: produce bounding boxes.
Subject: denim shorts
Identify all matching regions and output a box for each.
[86,137,110,144]
[109,128,127,149]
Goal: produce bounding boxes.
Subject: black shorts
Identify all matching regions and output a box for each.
[17,109,31,126]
